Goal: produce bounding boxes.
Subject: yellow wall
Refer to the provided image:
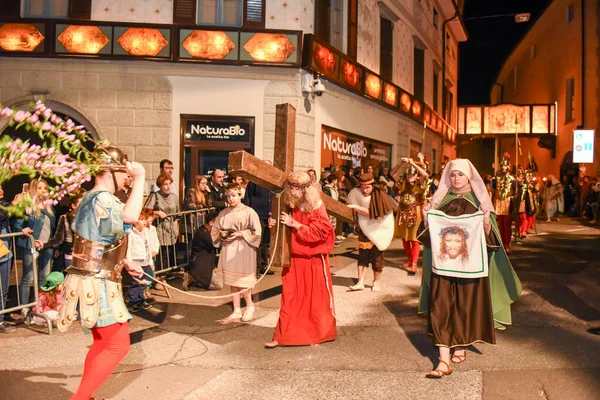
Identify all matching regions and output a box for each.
[492,0,599,177]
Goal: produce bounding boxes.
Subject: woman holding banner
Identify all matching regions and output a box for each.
[417,159,522,379]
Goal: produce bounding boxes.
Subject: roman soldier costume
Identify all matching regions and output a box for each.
[491,157,516,250]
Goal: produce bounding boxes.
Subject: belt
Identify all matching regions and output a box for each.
[68,234,128,281]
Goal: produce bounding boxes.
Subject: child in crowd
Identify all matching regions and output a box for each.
[144,209,160,302]
[32,271,64,327]
[126,209,159,312]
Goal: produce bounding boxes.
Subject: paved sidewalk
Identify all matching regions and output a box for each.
[1,217,599,399]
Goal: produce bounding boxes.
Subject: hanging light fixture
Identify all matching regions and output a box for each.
[182,30,235,59]
[365,74,382,99]
[313,44,336,75]
[341,60,360,89]
[57,25,109,54]
[0,23,44,52]
[243,33,296,62]
[117,28,168,57]
[384,84,397,106]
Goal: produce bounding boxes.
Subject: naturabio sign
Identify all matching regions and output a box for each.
[185,119,251,142]
[321,125,392,172]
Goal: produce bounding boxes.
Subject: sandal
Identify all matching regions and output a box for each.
[218,310,242,325]
[451,350,467,364]
[241,306,255,322]
[264,340,279,349]
[401,261,412,271]
[425,360,453,379]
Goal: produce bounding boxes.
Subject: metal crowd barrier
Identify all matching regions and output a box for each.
[0,232,53,335]
[153,208,215,276]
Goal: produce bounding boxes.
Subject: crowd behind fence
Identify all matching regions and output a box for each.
[0,232,53,334]
[152,207,215,276]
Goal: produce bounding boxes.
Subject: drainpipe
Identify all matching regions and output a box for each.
[580,0,585,127]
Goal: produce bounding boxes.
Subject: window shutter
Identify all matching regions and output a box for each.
[173,0,197,25]
[0,0,21,17]
[347,0,358,59]
[244,0,265,29]
[68,0,92,20]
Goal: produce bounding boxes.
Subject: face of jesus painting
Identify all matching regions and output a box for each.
[438,226,469,262]
[444,233,464,259]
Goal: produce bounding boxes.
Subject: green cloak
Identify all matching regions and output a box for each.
[417,192,522,329]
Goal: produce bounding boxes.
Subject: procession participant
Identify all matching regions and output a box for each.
[392,157,429,275]
[417,159,522,379]
[58,147,146,400]
[515,169,538,238]
[211,183,261,324]
[544,175,564,222]
[346,173,396,292]
[264,171,336,348]
[491,155,516,251]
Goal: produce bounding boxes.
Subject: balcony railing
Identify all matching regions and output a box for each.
[0,18,301,67]
[302,34,457,142]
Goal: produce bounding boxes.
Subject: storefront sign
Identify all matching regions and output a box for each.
[321,125,392,172]
[573,129,595,163]
[185,119,252,142]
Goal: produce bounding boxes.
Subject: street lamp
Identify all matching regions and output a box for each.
[465,13,531,23]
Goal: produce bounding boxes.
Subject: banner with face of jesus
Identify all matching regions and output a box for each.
[426,210,489,279]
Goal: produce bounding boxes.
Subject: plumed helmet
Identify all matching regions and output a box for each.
[98,146,128,171]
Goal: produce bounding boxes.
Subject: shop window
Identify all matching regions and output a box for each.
[380,16,393,81]
[565,78,575,122]
[315,0,358,59]
[173,0,264,28]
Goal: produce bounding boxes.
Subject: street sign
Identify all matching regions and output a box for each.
[573,129,595,163]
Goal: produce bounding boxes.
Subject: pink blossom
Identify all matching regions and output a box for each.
[41,122,53,131]
[27,114,39,124]
[1,107,14,117]
[42,108,52,119]
[13,111,26,123]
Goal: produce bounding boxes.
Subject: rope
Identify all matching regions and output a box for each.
[141,191,285,300]
[321,254,336,319]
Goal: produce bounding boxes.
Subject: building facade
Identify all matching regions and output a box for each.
[0,0,466,197]
[490,0,599,178]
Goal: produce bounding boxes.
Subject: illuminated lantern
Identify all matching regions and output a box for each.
[341,60,360,88]
[384,84,397,106]
[313,44,336,75]
[400,93,412,112]
[243,33,296,62]
[0,23,44,52]
[57,25,109,54]
[412,100,422,117]
[365,74,382,98]
[117,28,168,57]
[182,30,235,59]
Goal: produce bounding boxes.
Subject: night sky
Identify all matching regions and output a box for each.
[458,0,555,105]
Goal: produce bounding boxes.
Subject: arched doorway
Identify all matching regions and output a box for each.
[0,99,99,203]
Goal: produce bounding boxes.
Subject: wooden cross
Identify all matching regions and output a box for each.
[228,103,353,267]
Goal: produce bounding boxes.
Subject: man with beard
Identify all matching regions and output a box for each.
[347,173,396,292]
[264,171,336,348]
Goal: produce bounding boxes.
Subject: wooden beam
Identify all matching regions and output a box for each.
[273,103,296,172]
[228,150,354,223]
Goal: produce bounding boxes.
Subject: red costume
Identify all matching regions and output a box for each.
[273,203,337,345]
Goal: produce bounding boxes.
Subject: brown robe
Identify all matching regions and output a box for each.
[422,197,498,348]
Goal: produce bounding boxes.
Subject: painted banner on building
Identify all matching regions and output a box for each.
[320,125,392,172]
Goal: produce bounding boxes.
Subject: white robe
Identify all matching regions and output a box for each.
[347,188,394,251]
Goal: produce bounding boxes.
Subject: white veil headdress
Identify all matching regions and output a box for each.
[430,158,495,213]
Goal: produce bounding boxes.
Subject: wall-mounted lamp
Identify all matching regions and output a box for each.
[301,73,326,98]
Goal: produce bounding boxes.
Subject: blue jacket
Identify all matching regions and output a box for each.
[12,208,56,249]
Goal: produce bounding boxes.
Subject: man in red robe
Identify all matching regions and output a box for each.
[265,171,337,348]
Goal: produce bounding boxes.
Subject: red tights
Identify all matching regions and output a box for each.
[71,322,130,400]
[402,240,421,264]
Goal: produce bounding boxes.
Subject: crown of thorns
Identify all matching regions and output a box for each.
[438,225,470,239]
[283,176,312,189]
